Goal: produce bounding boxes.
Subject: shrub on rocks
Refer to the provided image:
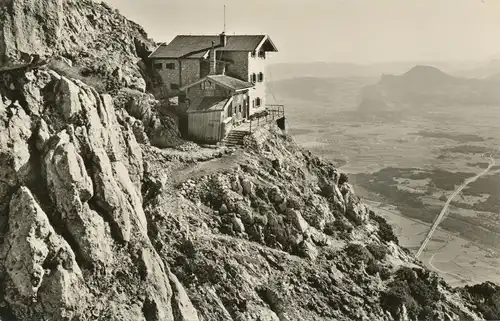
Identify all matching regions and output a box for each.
[366,243,388,260]
[324,219,353,238]
[461,282,500,321]
[344,244,373,265]
[369,211,399,245]
[381,267,443,321]
[338,173,349,186]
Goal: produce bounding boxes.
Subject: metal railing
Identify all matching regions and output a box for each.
[248,104,285,133]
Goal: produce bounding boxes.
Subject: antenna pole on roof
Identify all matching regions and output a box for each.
[224,5,226,33]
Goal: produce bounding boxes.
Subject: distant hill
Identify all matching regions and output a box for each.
[359,65,500,111]
[267,61,459,81]
[452,59,500,79]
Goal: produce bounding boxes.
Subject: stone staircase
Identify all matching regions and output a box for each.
[222,129,249,146]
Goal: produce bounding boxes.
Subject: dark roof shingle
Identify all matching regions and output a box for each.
[206,75,254,91]
[180,74,254,92]
[187,97,230,113]
[150,35,273,59]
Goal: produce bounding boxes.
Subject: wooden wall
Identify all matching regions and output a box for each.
[188,110,224,143]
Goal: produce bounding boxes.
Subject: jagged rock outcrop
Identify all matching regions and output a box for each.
[113,88,185,148]
[0,67,197,321]
[0,0,155,91]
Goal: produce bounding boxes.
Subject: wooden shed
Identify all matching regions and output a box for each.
[181,74,254,143]
[186,96,233,142]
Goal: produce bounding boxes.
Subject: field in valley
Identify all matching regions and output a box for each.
[267,75,500,286]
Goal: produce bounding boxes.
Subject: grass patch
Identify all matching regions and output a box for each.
[48,60,107,93]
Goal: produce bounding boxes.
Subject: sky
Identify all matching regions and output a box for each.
[103,0,500,64]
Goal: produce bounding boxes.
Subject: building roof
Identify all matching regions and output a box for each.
[149,35,278,59]
[180,74,254,92]
[187,97,232,113]
[207,75,254,91]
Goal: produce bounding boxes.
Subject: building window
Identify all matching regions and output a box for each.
[255,98,261,107]
[154,63,163,70]
[251,51,256,58]
[152,75,161,85]
[251,73,257,83]
[258,72,264,82]
[239,105,242,113]
[171,83,180,90]
[258,51,266,59]
[166,63,175,70]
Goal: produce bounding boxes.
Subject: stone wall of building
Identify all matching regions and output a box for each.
[151,58,201,97]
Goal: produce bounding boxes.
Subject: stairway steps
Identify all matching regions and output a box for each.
[221,129,249,146]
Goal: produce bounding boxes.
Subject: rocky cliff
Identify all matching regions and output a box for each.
[0,1,499,321]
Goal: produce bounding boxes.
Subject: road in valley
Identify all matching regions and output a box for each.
[428,254,471,283]
[415,154,496,258]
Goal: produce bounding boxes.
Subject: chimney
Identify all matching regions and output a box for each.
[209,41,216,75]
[219,32,227,47]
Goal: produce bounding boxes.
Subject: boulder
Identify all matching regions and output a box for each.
[3,187,83,321]
[268,186,284,204]
[240,177,254,196]
[286,209,309,233]
[232,216,246,233]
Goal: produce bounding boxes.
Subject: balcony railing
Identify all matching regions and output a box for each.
[248,104,285,133]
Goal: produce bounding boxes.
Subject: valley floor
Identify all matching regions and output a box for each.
[365,200,500,287]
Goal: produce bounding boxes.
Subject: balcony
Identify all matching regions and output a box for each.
[231,105,285,133]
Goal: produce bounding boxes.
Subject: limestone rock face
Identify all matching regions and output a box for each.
[0,0,155,92]
[2,187,83,321]
[0,68,196,321]
[0,0,65,65]
[113,88,184,148]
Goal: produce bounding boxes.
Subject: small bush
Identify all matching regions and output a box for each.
[366,243,388,260]
[344,243,373,264]
[382,267,442,320]
[369,210,399,244]
[462,282,500,320]
[324,219,353,237]
[381,280,420,319]
[338,173,348,186]
[366,259,382,276]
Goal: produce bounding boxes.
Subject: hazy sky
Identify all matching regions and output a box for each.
[103,0,500,64]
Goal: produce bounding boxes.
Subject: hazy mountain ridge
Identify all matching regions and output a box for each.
[266,61,466,81]
[359,65,500,111]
